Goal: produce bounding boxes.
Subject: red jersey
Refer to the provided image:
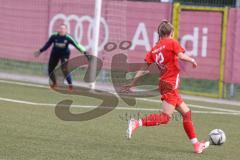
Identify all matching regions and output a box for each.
[145,38,185,90]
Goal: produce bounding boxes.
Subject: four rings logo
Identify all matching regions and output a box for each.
[49,13,109,51]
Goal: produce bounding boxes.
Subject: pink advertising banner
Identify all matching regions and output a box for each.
[178,11,222,80]
[225,8,240,84]
[0,0,50,63]
[102,1,173,68]
[0,0,240,84]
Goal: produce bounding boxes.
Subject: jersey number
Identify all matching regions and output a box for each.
[155,52,164,65]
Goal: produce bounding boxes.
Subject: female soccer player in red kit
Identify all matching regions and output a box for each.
[122,20,209,154]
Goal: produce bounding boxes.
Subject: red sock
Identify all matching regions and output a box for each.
[141,112,170,126]
[182,110,197,140]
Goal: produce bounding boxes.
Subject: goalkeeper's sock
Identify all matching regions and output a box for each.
[66,74,72,85]
[141,112,170,126]
[182,110,198,144]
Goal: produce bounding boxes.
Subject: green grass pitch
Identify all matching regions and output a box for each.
[0,80,239,160]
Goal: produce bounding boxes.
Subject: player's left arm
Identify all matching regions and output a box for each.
[121,62,151,92]
[66,34,91,61]
[121,48,154,92]
[178,52,197,68]
[67,34,86,53]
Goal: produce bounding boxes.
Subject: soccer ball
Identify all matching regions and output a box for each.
[208,129,226,145]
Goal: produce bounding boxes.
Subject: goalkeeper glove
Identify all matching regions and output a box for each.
[84,51,91,61]
[33,50,41,57]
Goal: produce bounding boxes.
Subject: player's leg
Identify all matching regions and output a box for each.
[176,102,197,143]
[48,53,60,88]
[176,101,209,153]
[60,56,73,91]
[127,100,175,139]
[141,101,174,126]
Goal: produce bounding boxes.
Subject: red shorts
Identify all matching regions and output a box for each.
[161,89,183,108]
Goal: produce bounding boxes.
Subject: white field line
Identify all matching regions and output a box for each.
[1,79,240,114]
[0,97,240,116]
[0,79,48,89]
[139,98,240,114]
[1,78,240,106]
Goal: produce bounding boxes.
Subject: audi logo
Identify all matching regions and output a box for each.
[49,13,109,51]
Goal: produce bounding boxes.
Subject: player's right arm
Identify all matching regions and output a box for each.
[178,52,197,68]
[171,39,197,68]
[33,33,57,57]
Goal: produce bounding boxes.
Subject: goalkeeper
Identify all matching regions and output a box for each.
[34,24,89,91]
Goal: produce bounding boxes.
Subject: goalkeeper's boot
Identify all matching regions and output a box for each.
[194,140,210,154]
[126,118,139,139]
[50,83,57,90]
[68,84,73,92]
